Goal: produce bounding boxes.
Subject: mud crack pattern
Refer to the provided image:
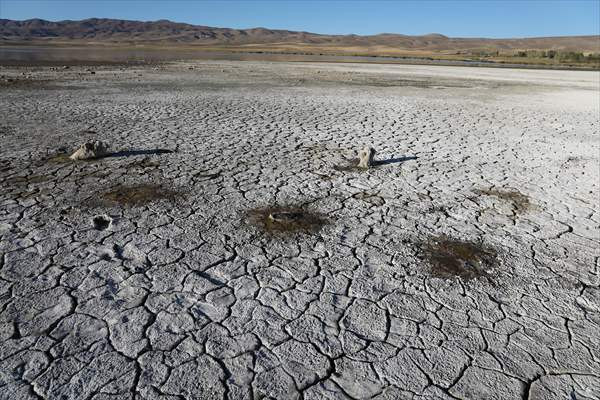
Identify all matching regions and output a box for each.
[0,61,599,400]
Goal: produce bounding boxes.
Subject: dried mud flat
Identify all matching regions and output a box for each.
[0,61,599,400]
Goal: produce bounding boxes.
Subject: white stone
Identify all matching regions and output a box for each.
[358,146,376,168]
[69,141,109,160]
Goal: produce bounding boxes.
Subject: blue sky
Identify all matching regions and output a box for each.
[1,0,598,38]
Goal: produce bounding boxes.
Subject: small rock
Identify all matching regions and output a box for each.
[62,65,70,70]
[357,146,376,169]
[268,212,303,223]
[69,141,110,160]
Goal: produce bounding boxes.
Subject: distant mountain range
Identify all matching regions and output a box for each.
[1,18,598,53]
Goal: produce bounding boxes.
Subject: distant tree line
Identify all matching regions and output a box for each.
[513,50,600,63]
[462,49,600,64]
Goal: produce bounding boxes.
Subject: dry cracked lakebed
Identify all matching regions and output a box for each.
[0,61,599,400]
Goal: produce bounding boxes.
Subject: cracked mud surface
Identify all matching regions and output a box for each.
[1,61,599,399]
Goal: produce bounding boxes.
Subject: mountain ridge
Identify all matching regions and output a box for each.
[1,18,598,53]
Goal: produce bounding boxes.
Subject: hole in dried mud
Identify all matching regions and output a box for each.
[92,215,111,230]
[423,237,497,280]
[102,184,182,206]
[247,206,327,235]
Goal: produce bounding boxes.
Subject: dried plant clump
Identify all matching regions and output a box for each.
[423,237,497,280]
[247,206,327,235]
[473,188,532,214]
[102,184,182,206]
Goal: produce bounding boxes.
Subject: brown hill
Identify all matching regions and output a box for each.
[1,18,598,53]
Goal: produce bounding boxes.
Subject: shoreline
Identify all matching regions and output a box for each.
[1,44,598,71]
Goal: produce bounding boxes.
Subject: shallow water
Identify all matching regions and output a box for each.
[0,45,526,67]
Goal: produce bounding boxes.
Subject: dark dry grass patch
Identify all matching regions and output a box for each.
[422,237,497,281]
[247,205,327,235]
[102,183,183,206]
[473,188,532,213]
